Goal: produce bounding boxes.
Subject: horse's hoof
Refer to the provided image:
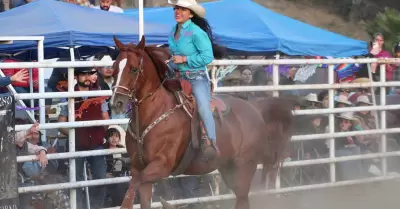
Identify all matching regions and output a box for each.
[160,197,175,209]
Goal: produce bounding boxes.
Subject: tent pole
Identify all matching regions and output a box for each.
[68,47,77,209]
[138,0,144,39]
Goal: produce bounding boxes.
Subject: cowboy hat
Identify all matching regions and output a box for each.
[356,95,373,106]
[74,67,97,75]
[168,0,206,18]
[222,70,244,81]
[336,112,356,121]
[335,95,352,106]
[305,93,321,103]
[351,77,370,83]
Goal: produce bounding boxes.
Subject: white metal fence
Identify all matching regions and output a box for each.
[1,39,400,208]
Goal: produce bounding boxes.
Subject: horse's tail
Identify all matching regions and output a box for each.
[257,97,295,186]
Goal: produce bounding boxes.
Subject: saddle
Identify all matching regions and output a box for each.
[163,78,227,119]
[163,78,228,176]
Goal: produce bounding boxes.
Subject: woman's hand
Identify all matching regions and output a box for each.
[10,70,29,83]
[37,150,48,168]
[172,56,187,64]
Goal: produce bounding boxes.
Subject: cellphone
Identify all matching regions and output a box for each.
[372,42,379,50]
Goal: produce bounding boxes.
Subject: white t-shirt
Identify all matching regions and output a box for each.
[92,5,124,13]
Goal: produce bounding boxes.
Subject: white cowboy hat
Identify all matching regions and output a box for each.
[168,0,206,18]
[336,112,355,121]
[356,95,373,105]
[335,95,352,106]
[100,55,112,62]
[305,93,320,103]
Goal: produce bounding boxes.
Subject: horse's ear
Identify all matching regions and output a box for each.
[113,36,124,49]
[137,35,146,50]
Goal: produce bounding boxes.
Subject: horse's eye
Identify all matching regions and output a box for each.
[131,68,139,74]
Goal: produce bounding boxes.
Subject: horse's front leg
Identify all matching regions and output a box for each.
[139,182,153,209]
[120,168,140,209]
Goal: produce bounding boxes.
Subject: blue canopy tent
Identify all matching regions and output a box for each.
[0,0,170,58]
[124,0,368,57]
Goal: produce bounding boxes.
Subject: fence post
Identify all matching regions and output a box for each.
[0,95,18,209]
[328,64,336,183]
[379,65,387,176]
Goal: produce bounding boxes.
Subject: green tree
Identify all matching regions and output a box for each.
[365,7,400,53]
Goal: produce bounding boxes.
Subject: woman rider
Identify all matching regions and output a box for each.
[167,0,224,156]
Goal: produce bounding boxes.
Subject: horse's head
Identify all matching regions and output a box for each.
[111,36,157,112]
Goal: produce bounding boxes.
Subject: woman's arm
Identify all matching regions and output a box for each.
[186,32,214,69]
[0,77,12,87]
[26,142,47,155]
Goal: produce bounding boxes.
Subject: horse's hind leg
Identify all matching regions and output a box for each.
[232,162,258,209]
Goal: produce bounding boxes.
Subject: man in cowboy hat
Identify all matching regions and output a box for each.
[57,67,110,208]
[335,95,352,108]
[304,93,321,108]
[348,78,371,103]
[221,70,244,87]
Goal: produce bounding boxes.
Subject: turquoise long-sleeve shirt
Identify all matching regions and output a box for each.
[168,19,214,72]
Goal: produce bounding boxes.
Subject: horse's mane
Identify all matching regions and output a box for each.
[144,46,171,82]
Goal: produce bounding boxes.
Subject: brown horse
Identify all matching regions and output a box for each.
[110,36,294,209]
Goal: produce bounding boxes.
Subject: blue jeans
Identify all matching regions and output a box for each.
[166,63,216,140]
[76,146,107,208]
[187,74,216,141]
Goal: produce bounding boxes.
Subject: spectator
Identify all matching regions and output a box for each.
[1,59,52,105]
[317,90,328,108]
[47,58,71,93]
[333,112,365,180]
[0,67,28,88]
[335,95,352,108]
[57,67,109,209]
[240,66,252,85]
[102,128,130,207]
[304,93,321,108]
[369,33,394,81]
[92,55,114,117]
[220,70,243,87]
[95,55,114,90]
[353,96,377,149]
[348,78,370,103]
[392,42,400,87]
[15,120,49,209]
[92,0,123,13]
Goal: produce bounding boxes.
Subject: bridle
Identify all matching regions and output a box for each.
[111,48,169,166]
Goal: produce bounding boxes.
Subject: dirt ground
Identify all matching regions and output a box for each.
[209,180,400,209]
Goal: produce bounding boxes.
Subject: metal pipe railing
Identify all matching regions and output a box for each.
[18,150,400,194]
[0,58,400,69]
